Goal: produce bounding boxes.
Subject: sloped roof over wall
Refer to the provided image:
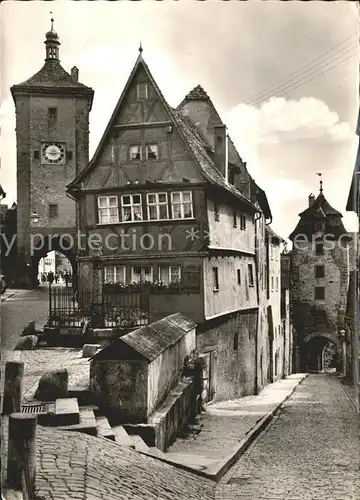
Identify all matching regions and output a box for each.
[265,225,285,243]
[92,313,196,362]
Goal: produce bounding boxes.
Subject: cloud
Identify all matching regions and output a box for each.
[224,97,357,235]
[225,97,352,150]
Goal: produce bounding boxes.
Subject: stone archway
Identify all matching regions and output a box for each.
[29,235,77,288]
[302,332,341,372]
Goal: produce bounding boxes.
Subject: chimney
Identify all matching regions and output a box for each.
[308,193,315,207]
[71,66,79,82]
[214,124,228,183]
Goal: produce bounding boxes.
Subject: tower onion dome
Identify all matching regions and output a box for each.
[45,29,59,41]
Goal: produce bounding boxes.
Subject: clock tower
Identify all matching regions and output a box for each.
[11,21,94,286]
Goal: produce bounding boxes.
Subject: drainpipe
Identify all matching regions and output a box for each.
[254,211,261,394]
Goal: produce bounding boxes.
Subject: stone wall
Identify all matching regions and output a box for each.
[197,309,258,401]
[89,360,148,423]
[147,328,196,417]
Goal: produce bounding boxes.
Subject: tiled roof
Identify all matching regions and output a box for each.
[265,225,285,243]
[11,60,93,92]
[299,193,342,217]
[34,427,215,500]
[182,84,210,101]
[172,108,257,210]
[93,313,196,362]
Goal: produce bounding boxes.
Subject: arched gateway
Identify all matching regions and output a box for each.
[302,332,341,372]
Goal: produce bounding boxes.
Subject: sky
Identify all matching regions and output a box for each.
[1,1,359,238]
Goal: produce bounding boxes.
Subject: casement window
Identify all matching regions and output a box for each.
[171,191,193,219]
[104,265,125,284]
[48,203,58,219]
[158,265,181,284]
[240,214,246,230]
[233,210,237,228]
[130,145,142,160]
[212,267,219,291]
[121,194,142,222]
[315,265,325,278]
[315,286,325,300]
[131,266,153,283]
[146,144,159,160]
[315,242,324,255]
[136,83,149,100]
[147,193,168,220]
[276,276,279,290]
[248,264,254,287]
[237,269,241,285]
[214,203,220,221]
[271,276,274,291]
[97,196,119,224]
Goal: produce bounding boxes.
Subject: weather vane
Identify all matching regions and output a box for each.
[50,11,54,30]
[316,172,323,194]
[139,41,143,54]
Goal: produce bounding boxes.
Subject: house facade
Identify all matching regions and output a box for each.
[66,48,288,401]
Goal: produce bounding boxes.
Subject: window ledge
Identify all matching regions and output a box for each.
[213,287,220,292]
[97,217,196,226]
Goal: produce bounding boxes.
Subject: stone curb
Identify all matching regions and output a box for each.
[138,374,308,482]
[1,292,15,303]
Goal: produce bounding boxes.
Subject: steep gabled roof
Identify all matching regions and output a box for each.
[67,54,257,211]
[289,191,348,240]
[178,84,210,107]
[299,192,342,217]
[172,109,257,211]
[251,180,272,220]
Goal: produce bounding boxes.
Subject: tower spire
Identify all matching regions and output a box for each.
[316,172,323,194]
[45,12,60,61]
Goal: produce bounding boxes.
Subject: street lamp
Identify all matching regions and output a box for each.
[339,329,347,377]
[30,211,39,224]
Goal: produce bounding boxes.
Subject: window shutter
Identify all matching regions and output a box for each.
[182,265,201,292]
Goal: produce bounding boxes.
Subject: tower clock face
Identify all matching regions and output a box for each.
[41,143,65,164]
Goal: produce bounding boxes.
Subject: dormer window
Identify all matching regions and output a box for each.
[130,145,142,161]
[146,144,158,160]
[136,83,148,100]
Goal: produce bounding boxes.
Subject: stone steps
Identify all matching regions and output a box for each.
[57,408,97,436]
[131,434,150,453]
[96,415,115,441]
[112,425,136,449]
[54,398,80,425]
[148,447,167,459]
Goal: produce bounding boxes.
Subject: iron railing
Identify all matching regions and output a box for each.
[48,287,150,329]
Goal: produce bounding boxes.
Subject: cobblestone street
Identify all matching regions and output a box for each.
[216,374,360,500]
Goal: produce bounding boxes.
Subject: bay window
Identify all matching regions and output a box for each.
[147,192,168,220]
[171,191,193,219]
[121,194,142,222]
[97,196,119,224]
